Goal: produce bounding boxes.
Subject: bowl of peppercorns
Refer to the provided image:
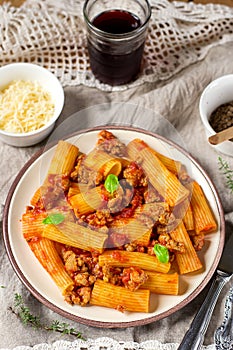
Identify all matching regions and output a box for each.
[199,74,233,157]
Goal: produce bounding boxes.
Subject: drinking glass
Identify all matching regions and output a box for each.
[83,0,151,86]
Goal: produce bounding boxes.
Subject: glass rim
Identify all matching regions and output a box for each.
[83,0,152,40]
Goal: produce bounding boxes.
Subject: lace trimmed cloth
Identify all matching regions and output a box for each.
[0,337,216,350]
[0,0,233,91]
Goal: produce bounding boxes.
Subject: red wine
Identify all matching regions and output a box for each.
[92,9,141,34]
[88,9,145,86]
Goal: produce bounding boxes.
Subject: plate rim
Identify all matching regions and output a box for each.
[2,125,225,328]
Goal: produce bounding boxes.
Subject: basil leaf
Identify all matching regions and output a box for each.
[153,243,169,263]
[43,213,65,225]
[104,174,119,194]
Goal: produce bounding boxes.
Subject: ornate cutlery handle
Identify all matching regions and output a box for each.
[177,272,231,350]
[215,286,233,350]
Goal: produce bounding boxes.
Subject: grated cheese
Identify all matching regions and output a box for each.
[0,80,55,134]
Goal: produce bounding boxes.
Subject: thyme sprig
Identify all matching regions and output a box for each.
[10,294,85,340]
[218,156,233,193]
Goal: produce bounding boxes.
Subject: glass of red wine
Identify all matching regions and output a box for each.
[83,0,151,86]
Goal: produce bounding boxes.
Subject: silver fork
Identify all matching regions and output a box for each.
[215,286,233,350]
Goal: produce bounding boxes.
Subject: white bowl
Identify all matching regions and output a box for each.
[199,74,233,157]
[0,63,64,147]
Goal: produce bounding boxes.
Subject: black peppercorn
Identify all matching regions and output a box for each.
[209,101,233,142]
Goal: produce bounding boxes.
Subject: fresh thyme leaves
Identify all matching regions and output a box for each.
[46,320,83,336]
[13,294,41,328]
[10,294,85,339]
[218,156,233,193]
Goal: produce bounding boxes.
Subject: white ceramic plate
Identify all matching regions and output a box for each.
[3,126,225,328]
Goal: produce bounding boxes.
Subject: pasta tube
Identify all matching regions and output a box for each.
[109,219,152,246]
[82,149,122,177]
[99,250,171,273]
[90,279,150,313]
[28,238,74,294]
[42,221,108,253]
[126,139,189,206]
[30,187,42,206]
[189,181,217,234]
[174,198,194,231]
[142,271,179,295]
[69,186,105,216]
[22,210,47,240]
[47,140,79,175]
[67,182,81,198]
[170,221,203,274]
[151,149,183,175]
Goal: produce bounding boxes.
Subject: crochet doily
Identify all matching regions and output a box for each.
[1,0,233,91]
[0,337,216,350]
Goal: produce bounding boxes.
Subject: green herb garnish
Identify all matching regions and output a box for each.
[153,243,169,263]
[10,294,85,339]
[104,174,119,194]
[218,156,233,193]
[43,213,65,225]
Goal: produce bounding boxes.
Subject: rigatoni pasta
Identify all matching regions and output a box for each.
[126,139,189,207]
[21,129,217,313]
[170,221,203,274]
[29,237,74,295]
[90,279,150,313]
[42,221,108,253]
[189,181,217,234]
[99,250,171,273]
[142,271,179,295]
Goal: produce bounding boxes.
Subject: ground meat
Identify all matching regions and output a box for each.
[124,243,146,253]
[63,251,79,273]
[62,248,102,306]
[190,232,205,251]
[41,174,70,209]
[62,249,101,276]
[144,186,162,203]
[102,265,122,285]
[107,232,129,248]
[70,154,97,186]
[130,188,144,209]
[107,181,134,214]
[136,213,155,229]
[136,202,171,228]
[123,162,148,187]
[107,187,125,213]
[84,210,113,228]
[74,272,96,286]
[121,267,148,291]
[179,171,192,186]
[65,286,92,306]
[158,232,185,253]
[115,304,126,313]
[124,242,137,252]
[97,130,127,157]
[147,246,155,255]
